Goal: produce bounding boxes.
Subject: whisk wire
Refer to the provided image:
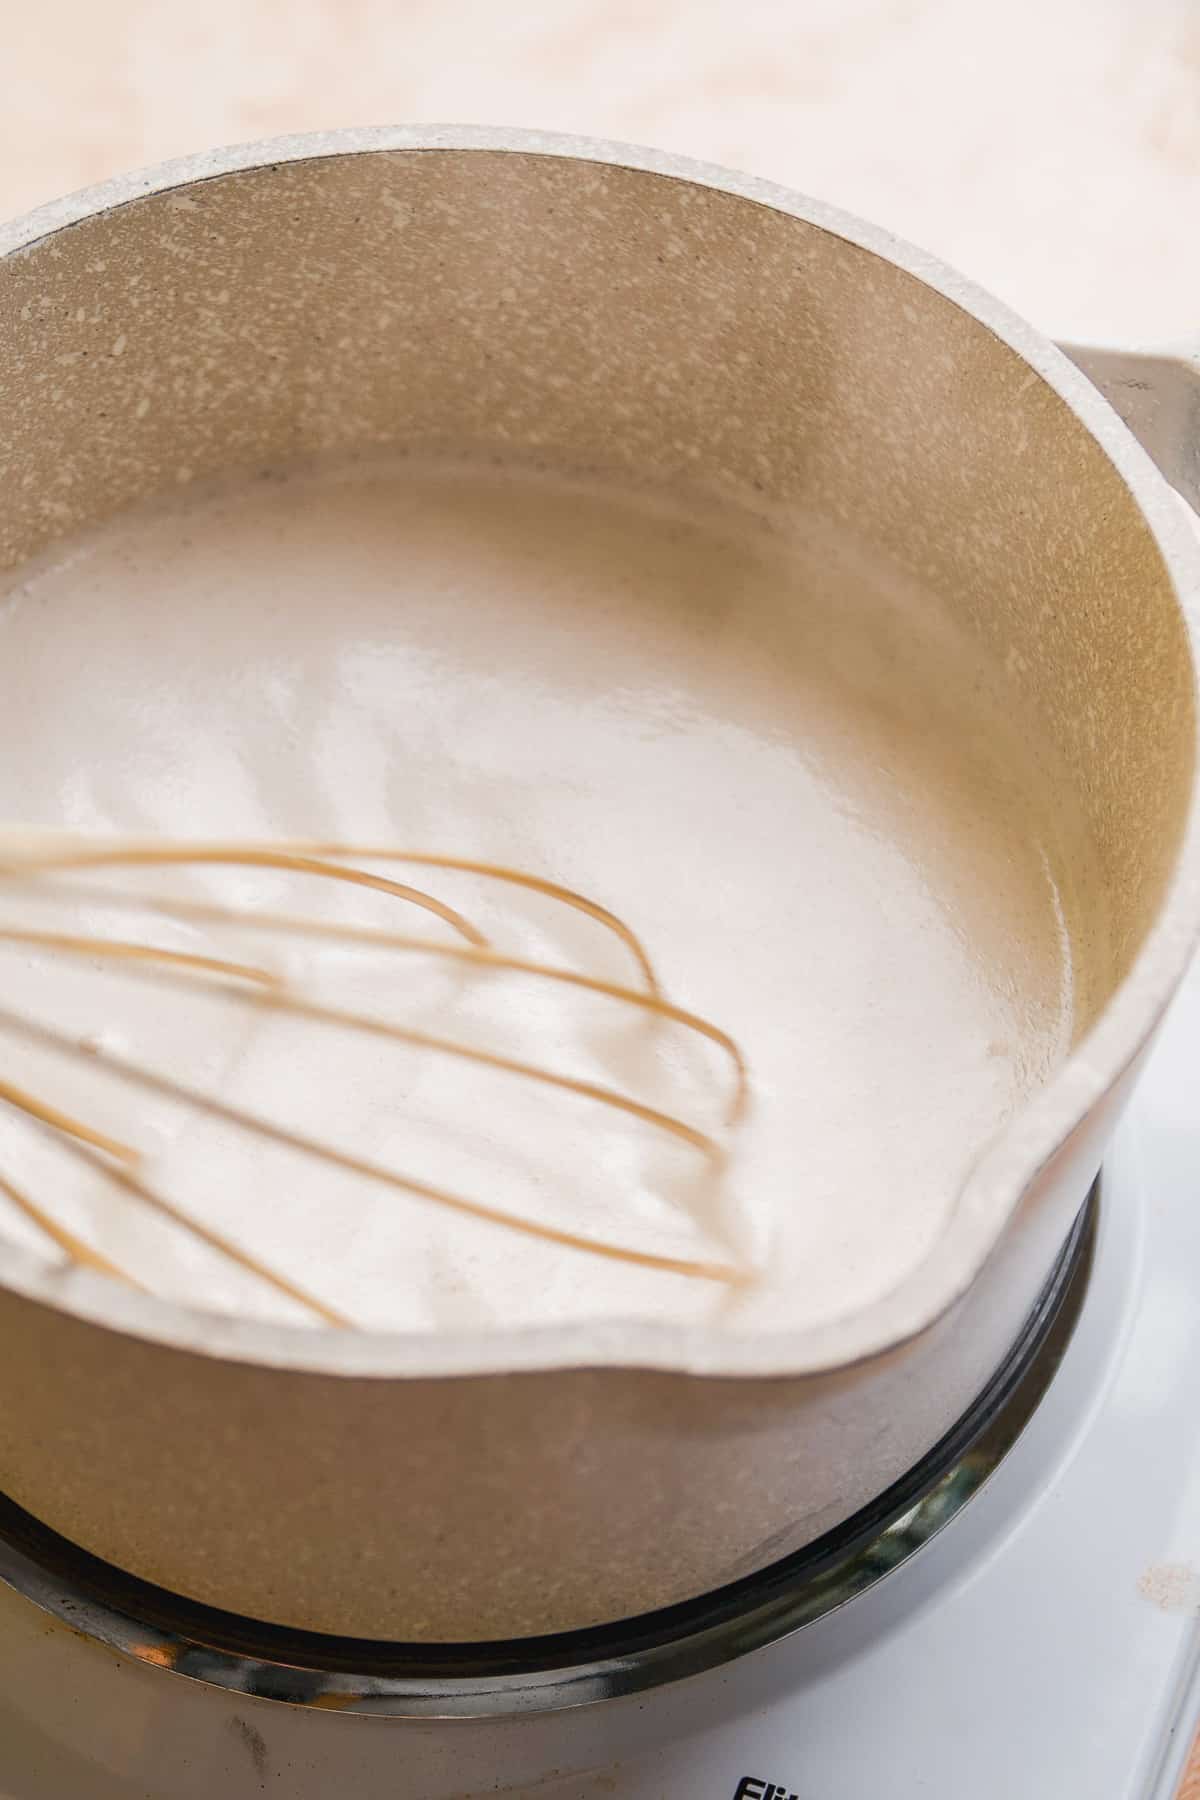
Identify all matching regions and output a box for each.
[0,837,655,990]
[0,998,747,1296]
[0,836,750,1322]
[1,881,746,1119]
[0,1164,137,1287]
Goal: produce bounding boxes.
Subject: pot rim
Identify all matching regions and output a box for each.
[2,123,1198,1381]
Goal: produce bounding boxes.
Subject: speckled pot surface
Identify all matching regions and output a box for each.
[0,128,1197,1640]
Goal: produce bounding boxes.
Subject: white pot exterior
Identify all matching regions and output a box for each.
[0,130,1196,1638]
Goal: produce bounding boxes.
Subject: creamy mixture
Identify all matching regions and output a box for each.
[0,453,1097,1332]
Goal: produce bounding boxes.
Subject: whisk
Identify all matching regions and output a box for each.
[0,833,750,1327]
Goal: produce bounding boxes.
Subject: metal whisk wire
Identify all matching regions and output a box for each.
[0,836,750,1324]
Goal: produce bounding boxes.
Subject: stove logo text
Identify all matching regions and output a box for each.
[733,1779,800,1800]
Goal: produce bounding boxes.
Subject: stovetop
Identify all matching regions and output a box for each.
[2,959,1200,1797]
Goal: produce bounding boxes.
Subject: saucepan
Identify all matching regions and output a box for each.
[0,126,1196,1644]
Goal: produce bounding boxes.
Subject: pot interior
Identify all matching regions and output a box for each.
[0,144,1193,1344]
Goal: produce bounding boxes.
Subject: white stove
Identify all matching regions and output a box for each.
[0,947,1198,1798]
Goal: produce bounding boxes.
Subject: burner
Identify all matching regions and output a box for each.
[0,1193,1095,1719]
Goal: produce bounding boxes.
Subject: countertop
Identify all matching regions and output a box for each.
[4,0,1200,347]
[2,0,1199,1788]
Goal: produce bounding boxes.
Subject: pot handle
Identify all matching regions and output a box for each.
[1059,341,1200,513]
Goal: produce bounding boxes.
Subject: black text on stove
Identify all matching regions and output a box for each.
[733,1778,800,1800]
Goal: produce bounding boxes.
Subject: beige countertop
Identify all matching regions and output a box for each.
[3,0,1200,346]
[2,0,1199,1785]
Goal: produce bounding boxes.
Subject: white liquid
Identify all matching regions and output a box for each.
[0,454,1091,1333]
